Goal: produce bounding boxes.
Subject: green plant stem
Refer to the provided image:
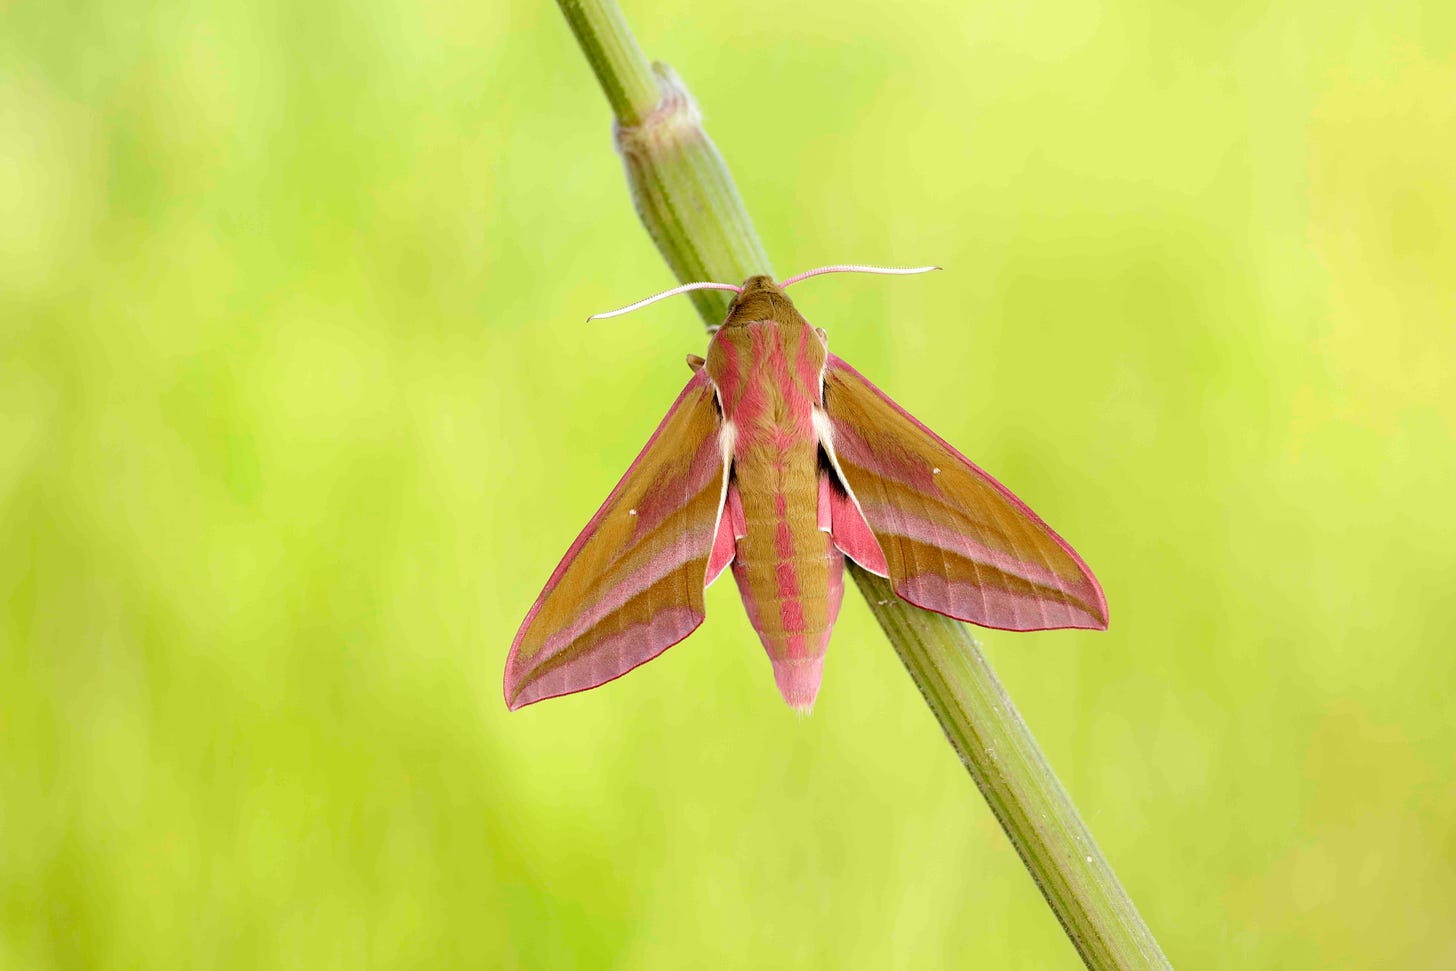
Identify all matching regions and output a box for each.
[850,567,1169,968]
[552,2,1171,968]
[555,0,659,124]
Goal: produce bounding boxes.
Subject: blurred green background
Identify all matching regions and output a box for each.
[3,0,1454,967]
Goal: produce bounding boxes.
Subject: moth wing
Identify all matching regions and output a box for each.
[505,371,729,709]
[821,355,1107,631]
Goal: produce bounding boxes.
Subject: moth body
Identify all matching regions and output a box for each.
[706,277,847,709]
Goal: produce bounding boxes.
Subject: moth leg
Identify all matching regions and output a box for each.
[685,353,706,373]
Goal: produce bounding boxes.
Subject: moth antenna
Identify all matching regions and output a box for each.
[587,281,743,322]
[778,264,942,289]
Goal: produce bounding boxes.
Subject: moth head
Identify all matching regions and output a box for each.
[735,274,781,298]
[722,275,792,329]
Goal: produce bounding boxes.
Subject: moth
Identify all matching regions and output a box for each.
[504,266,1107,712]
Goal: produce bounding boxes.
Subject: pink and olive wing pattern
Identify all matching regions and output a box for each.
[821,355,1107,631]
[505,371,729,709]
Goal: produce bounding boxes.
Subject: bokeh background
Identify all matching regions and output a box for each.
[3,0,1454,967]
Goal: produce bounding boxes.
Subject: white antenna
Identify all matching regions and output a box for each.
[778,264,941,289]
[587,281,743,321]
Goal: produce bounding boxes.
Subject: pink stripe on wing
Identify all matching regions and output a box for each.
[862,504,1070,594]
[895,575,1091,631]
[537,523,716,657]
[510,606,702,708]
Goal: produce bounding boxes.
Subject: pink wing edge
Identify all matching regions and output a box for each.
[504,370,730,710]
[824,354,1109,631]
